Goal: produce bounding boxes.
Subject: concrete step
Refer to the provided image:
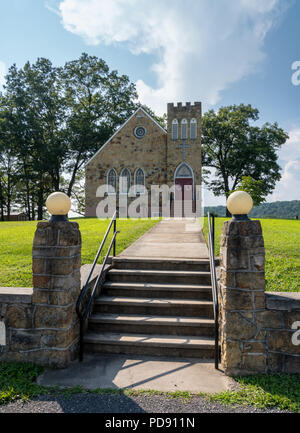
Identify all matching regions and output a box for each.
[102,281,213,300]
[83,331,215,358]
[94,296,214,318]
[112,257,211,272]
[106,269,212,285]
[88,313,215,336]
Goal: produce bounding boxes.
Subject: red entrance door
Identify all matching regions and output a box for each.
[174,178,193,217]
[175,178,193,200]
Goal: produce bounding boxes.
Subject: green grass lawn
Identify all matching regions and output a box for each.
[203,217,300,292]
[0,217,159,287]
[207,373,300,412]
[0,216,299,292]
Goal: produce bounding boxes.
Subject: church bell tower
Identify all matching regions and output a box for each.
[166,102,202,193]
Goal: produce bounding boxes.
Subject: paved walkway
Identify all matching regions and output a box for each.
[38,353,236,394]
[119,218,209,259]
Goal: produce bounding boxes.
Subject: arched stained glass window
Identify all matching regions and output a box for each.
[135,168,145,194]
[181,119,188,139]
[190,118,197,139]
[176,162,193,178]
[107,169,117,194]
[120,168,131,194]
[172,119,178,140]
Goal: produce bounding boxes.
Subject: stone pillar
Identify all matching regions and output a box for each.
[32,221,81,367]
[219,219,267,375]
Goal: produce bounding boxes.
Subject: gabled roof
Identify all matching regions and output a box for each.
[85,107,167,167]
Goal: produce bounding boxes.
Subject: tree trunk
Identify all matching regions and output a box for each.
[224,183,231,218]
[6,202,10,220]
[67,153,82,197]
[226,207,231,218]
[7,170,11,220]
[0,178,4,221]
[37,206,43,220]
[37,201,44,220]
[37,182,44,220]
[26,199,31,220]
[67,163,79,197]
[50,167,60,191]
[31,197,35,221]
[26,192,31,220]
[54,166,60,191]
[23,163,31,220]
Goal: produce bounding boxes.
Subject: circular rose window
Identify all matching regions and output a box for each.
[134,126,146,139]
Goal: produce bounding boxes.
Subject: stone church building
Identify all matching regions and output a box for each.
[85,102,202,217]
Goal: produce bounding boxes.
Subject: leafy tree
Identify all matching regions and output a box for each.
[60,53,138,196]
[234,176,268,207]
[0,150,19,219]
[60,169,85,216]
[2,59,65,219]
[0,95,23,219]
[0,88,36,219]
[0,53,139,219]
[202,104,289,215]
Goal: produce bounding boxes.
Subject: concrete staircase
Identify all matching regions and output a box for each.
[83,257,216,359]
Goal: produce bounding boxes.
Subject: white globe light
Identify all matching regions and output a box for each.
[227,191,253,215]
[46,192,71,216]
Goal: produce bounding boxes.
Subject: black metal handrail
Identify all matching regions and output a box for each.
[207,212,219,369]
[76,211,119,361]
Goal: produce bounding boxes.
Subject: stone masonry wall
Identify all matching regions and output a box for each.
[166,102,202,188]
[264,292,300,373]
[0,287,34,362]
[219,219,300,375]
[85,104,203,217]
[85,108,168,217]
[0,221,81,367]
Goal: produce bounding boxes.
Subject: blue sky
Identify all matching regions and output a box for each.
[1,0,300,206]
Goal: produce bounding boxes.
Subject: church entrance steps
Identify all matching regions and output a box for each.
[82,219,216,360]
[102,281,213,300]
[88,313,215,337]
[93,296,214,318]
[111,257,211,271]
[106,269,211,285]
[83,331,215,359]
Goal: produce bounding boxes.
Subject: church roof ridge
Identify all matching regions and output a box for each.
[85,106,167,167]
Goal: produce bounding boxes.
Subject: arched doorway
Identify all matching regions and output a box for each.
[174,163,194,216]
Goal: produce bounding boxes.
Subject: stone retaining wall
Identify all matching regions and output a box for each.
[264,292,300,373]
[219,219,300,375]
[0,221,81,367]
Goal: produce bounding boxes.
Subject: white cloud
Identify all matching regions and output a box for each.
[268,128,300,202]
[56,0,284,114]
[278,128,300,162]
[268,159,300,202]
[45,0,61,16]
[0,61,6,90]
